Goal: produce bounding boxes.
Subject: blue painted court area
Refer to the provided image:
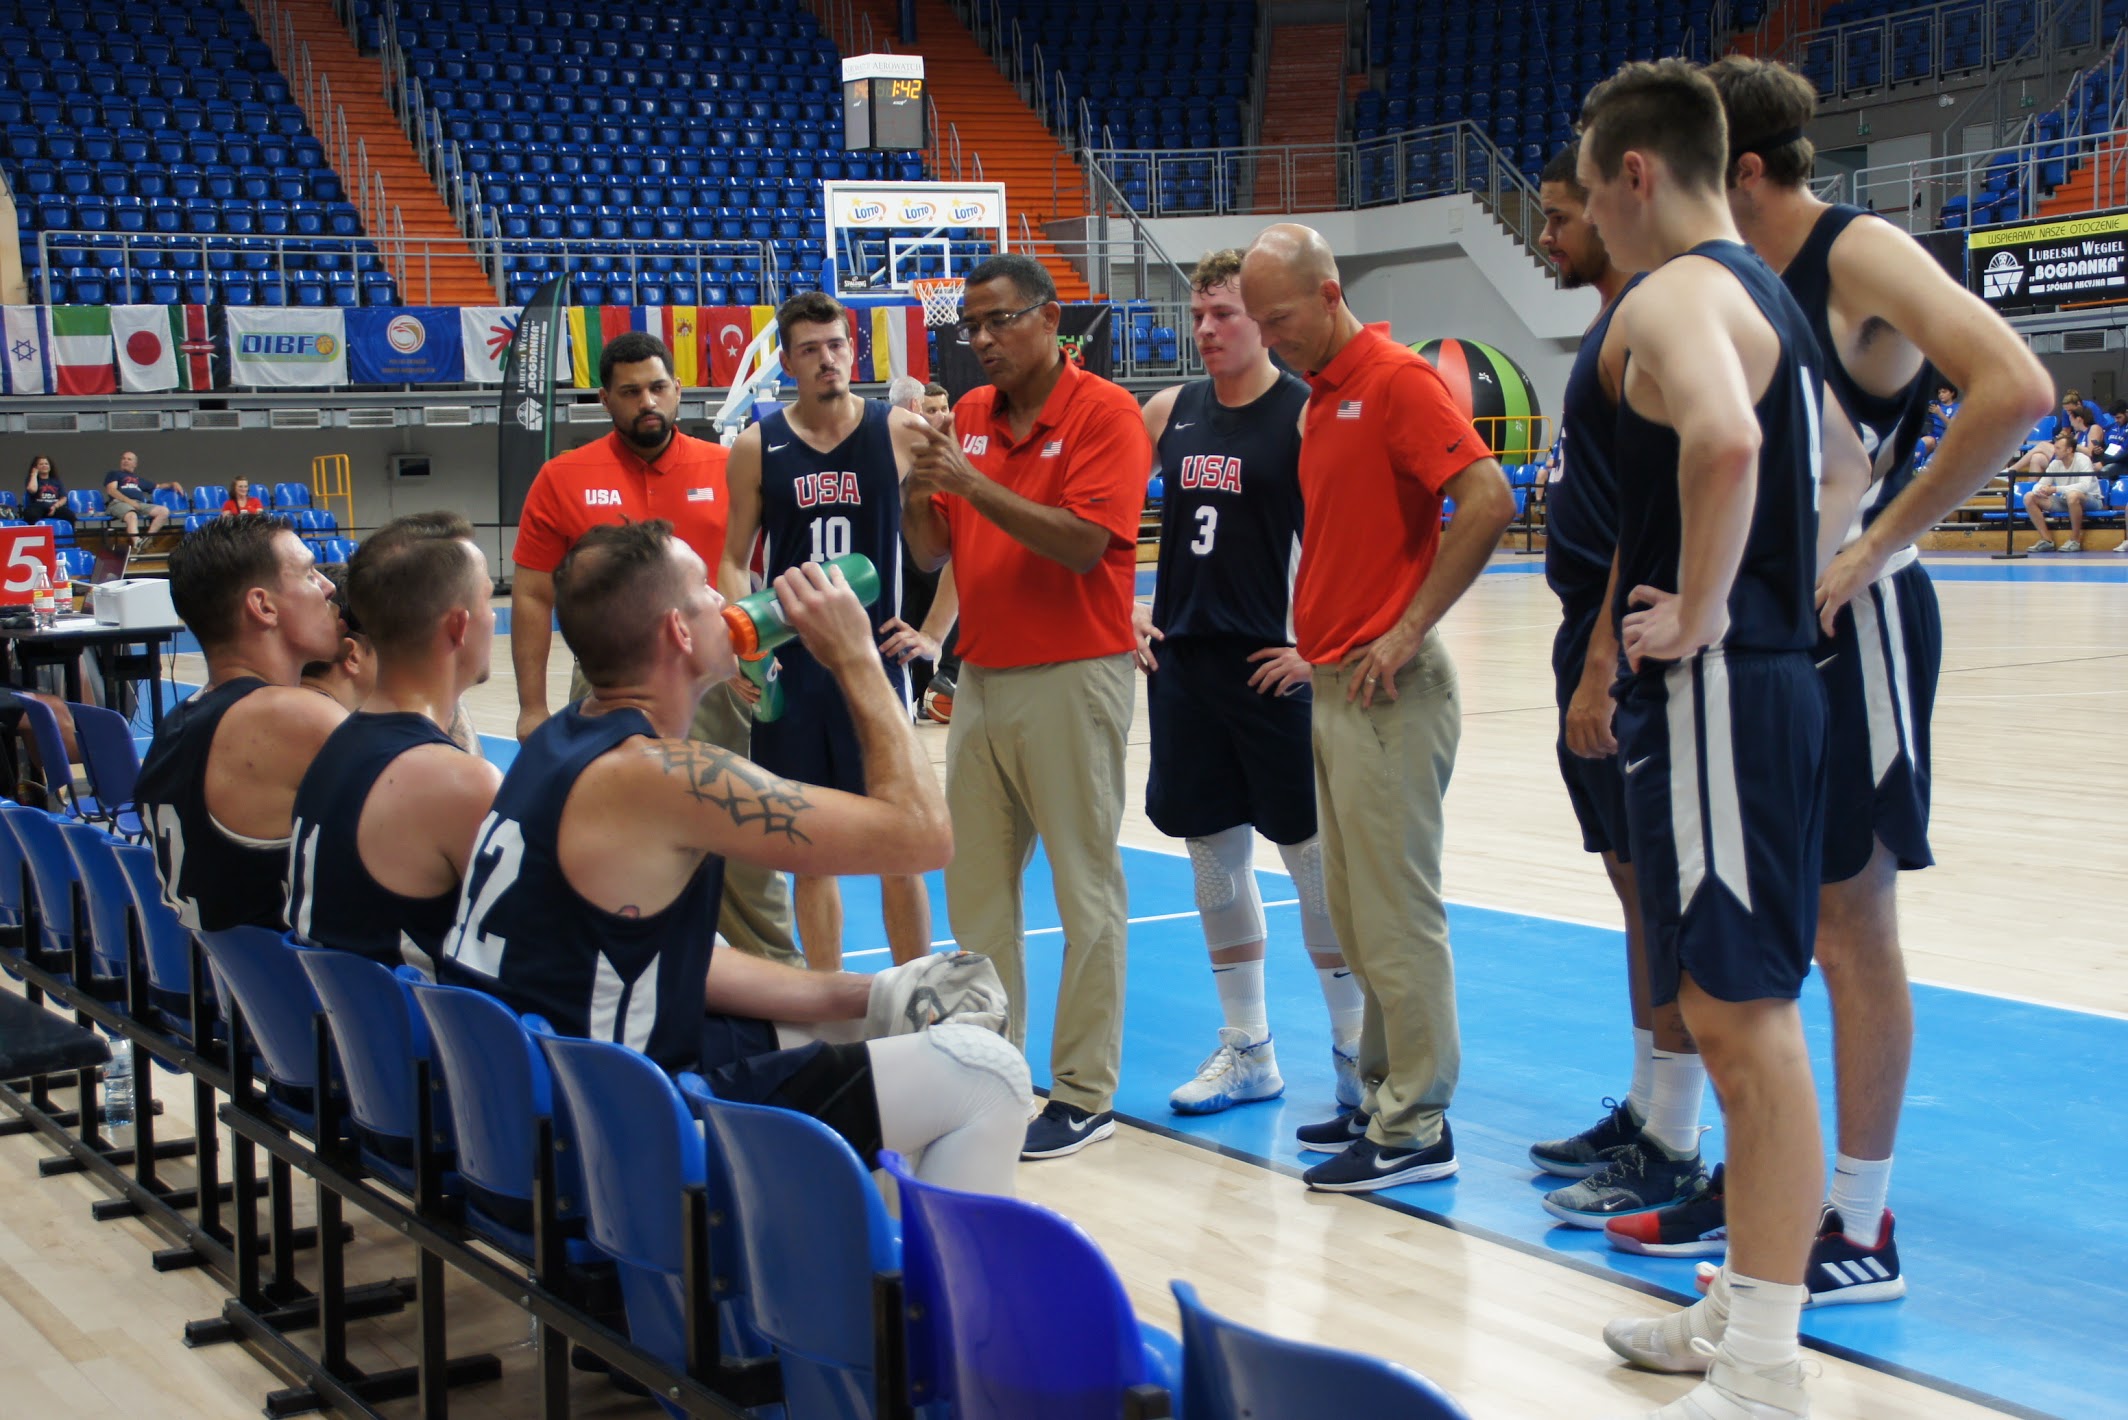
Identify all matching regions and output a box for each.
[822,844,2122,1420]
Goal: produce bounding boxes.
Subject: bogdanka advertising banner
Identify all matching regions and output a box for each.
[1970,210,2128,315]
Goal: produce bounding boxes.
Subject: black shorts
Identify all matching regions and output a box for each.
[1618,649,1827,1007]
[698,1017,884,1163]
[1817,560,1939,883]
[1553,609,1630,860]
[748,643,911,795]
[1144,634,1316,846]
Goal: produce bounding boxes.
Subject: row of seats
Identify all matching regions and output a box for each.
[1980,477,2128,521]
[1938,45,2128,230]
[1803,0,2126,98]
[1006,0,1254,153]
[0,752,1469,1420]
[1,0,387,311]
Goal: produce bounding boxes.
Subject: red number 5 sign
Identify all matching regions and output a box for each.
[0,526,59,607]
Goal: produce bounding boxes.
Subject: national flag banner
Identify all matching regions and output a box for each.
[567,305,647,389]
[1,306,53,394]
[49,305,115,395]
[348,307,465,384]
[227,307,348,388]
[661,306,703,386]
[842,297,929,384]
[704,304,779,390]
[462,306,573,384]
[171,304,223,390]
[112,304,177,392]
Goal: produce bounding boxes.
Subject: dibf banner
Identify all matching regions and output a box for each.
[227,307,348,387]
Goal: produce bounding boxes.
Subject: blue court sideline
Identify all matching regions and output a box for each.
[815,845,2118,1420]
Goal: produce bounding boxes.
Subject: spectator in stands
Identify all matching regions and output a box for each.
[2061,390,2110,432]
[25,455,70,524]
[1918,382,1958,460]
[2022,429,2104,551]
[220,478,266,517]
[921,381,951,426]
[102,452,171,538]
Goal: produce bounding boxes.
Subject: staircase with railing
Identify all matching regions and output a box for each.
[246,0,495,303]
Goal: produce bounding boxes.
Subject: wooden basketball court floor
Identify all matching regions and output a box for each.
[3,553,2122,1419]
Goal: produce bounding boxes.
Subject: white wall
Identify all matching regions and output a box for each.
[1141,192,1600,428]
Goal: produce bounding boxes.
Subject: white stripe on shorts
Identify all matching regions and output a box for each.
[1665,659,1706,910]
[1700,649,1752,911]
[1877,576,1918,769]
[1853,579,1914,786]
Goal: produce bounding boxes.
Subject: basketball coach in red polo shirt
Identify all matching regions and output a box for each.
[1242,224,1515,1194]
[902,254,1150,1162]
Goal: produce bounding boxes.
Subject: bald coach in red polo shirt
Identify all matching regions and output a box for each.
[510,329,799,966]
[903,254,1149,1161]
[1242,224,1516,1194]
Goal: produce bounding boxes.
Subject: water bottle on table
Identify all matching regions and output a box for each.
[30,563,56,630]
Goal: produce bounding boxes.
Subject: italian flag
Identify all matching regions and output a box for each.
[49,305,115,395]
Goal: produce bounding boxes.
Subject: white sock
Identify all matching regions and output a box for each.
[1627,1026,1656,1120]
[1315,966,1364,1047]
[1213,959,1269,1042]
[1829,1153,1893,1247]
[1718,1270,1805,1373]
[1642,1048,1708,1155]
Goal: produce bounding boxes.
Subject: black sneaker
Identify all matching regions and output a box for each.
[1803,1205,1905,1306]
[1605,1162,1729,1257]
[1302,1122,1458,1193]
[1295,1106,1370,1154]
[1541,1132,1707,1228]
[1020,1099,1115,1159]
[1529,1096,1643,1178]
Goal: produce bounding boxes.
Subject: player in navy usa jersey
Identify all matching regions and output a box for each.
[288,513,502,973]
[1129,248,1363,1117]
[1574,62,1875,1420]
[139,514,349,932]
[1524,142,1718,1235]
[1611,58,2053,1308]
[720,293,949,972]
[441,521,1028,1195]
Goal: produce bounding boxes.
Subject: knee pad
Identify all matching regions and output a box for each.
[1186,825,1264,951]
[1275,835,1339,952]
[925,1021,1032,1111]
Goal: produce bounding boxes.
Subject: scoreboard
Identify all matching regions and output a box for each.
[842,53,927,152]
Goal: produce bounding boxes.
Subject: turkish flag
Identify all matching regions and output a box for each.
[706,306,756,390]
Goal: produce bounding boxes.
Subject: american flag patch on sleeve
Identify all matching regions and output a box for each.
[687,486,716,502]
[1337,400,1363,420]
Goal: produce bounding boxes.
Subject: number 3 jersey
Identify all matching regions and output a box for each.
[439,703,727,1074]
[755,399,904,640]
[1150,373,1310,642]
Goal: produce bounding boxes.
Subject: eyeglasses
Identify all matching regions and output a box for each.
[952,301,1047,342]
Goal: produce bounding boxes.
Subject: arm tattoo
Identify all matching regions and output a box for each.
[649,742,814,843]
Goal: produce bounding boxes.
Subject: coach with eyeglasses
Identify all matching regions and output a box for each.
[902,253,1150,1162]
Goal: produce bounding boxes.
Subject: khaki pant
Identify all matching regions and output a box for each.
[569,670,801,967]
[1311,630,1461,1149]
[943,655,1132,1113]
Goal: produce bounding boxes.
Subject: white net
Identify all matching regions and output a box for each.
[912,276,966,329]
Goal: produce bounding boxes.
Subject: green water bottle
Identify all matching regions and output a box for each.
[723,554,880,723]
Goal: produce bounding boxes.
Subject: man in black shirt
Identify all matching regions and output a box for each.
[102,451,171,537]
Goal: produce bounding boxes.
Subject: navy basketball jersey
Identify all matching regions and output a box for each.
[756,400,904,634]
[438,703,725,1075]
[1151,373,1310,642]
[1545,273,1645,619]
[138,677,291,932]
[1614,241,1825,675]
[287,711,463,972]
[1779,205,1933,540]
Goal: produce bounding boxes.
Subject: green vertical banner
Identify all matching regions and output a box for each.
[498,276,567,526]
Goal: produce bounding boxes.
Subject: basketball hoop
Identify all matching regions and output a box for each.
[912,276,966,330]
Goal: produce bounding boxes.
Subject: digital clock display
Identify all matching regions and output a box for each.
[889,77,924,102]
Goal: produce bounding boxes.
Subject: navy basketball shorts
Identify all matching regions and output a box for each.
[700,1018,885,1162]
[1552,609,1631,860]
[1816,560,1939,883]
[748,642,912,795]
[1144,634,1317,846]
[1617,648,1828,1007]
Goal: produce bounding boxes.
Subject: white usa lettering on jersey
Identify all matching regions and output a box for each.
[583,488,624,507]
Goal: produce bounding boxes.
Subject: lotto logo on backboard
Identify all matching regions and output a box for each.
[900,201,937,222]
[951,202,985,222]
[1983,251,2024,299]
[850,201,885,221]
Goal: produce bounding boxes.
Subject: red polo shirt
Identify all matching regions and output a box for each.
[513,429,730,574]
[1294,326,1489,665]
[935,360,1148,669]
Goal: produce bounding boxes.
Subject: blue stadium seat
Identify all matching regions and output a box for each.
[1172,1280,1470,1419]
